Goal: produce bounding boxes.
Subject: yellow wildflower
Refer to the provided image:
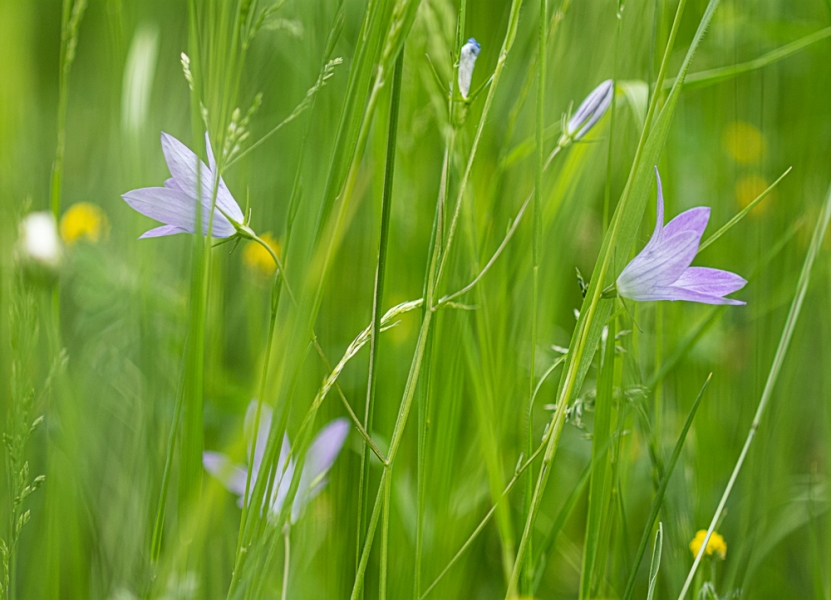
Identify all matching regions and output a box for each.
[242,232,280,277]
[60,202,109,245]
[689,529,726,560]
[734,174,771,215]
[722,121,766,164]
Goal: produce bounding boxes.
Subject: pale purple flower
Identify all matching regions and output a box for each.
[615,168,746,305]
[122,132,244,239]
[566,79,614,141]
[458,38,481,100]
[203,401,349,523]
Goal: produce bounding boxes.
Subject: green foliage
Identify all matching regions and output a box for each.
[1,0,831,599]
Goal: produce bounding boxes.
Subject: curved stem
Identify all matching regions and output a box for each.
[250,233,297,305]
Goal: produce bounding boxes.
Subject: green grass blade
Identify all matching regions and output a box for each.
[621,374,712,600]
[646,523,663,600]
[676,178,831,600]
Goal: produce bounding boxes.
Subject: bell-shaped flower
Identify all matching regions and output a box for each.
[615,168,747,305]
[565,79,614,141]
[203,400,349,523]
[122,132,244,239]
[457,38,481,101]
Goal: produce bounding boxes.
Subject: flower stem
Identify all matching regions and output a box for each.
[281,528,291,600]
[524,0,547,590]
[360,44,404,597]
[676,181,831,600]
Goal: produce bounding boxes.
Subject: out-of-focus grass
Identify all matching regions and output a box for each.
[1,0,831,599]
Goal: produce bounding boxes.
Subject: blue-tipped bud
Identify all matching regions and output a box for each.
[458,38,481,100]
[566,79,614,140]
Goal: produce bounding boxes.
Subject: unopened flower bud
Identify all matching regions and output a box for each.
[566,79,614,140]
[457,38,481,101]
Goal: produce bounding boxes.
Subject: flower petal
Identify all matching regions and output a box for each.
[291,419,349,522]
[671,267,747,296]
[123,187,197,232]
[139,224,188,239]
[123,186,235,238]
[164,177,181,191]
[639,285,746,305]
[271,435,295,518]
[617,231,700,299]
[244,400,273,476]
[203,451,248,496]
[662,206,710,239]
[160,132,244,225]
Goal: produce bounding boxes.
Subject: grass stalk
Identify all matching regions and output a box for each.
[676,182,831,600]
[358,44,404,587]
[523,0,547,591]
[506,0,726,592]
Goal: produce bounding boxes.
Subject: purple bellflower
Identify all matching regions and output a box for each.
[204,401,349,523]
[122,132,244,239]
[615,168,747,305]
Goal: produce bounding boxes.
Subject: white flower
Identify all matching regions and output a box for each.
[19,212,63,270]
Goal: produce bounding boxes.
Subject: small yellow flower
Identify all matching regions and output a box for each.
[734,174,771,214]
[60,202,109,245]
[242,232,281,277]
[689,529,727,560]
[722,121,766,165]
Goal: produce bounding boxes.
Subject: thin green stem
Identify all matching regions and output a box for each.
[420,432,551,600]
[676,183,831,600]
[281,528,290,600]
[380,465,392,600]
[150,336,190,563]
[524,0,547,591]
[358,46,404,587]
[436,0,527,290]
[506,0,698,593]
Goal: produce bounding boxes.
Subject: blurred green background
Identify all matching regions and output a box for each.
[1,0,831,599]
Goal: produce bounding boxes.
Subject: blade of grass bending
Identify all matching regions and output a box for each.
[699,167,791,252]
[507,0,724,593]
[665,27,831,91]
[676,182,831,600]
[359,45,404,585]
[621,373,712,600]
[646,524,664,600]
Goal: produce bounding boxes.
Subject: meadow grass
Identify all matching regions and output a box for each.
[2,0,831,599]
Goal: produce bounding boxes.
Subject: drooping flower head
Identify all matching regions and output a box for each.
[203,401,349,523]
[689,529,727,560]
[122,132,244,239]
[616,168,747,305]
[458,38,481,101]
[564,79,614,142]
